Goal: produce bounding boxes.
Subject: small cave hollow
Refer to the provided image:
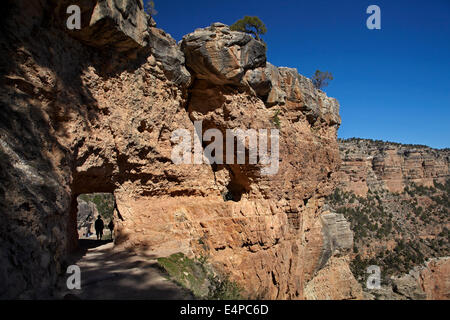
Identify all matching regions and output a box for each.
[222,179,248,202]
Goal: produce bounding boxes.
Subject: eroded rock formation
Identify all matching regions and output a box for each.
[372,257,450,300]
[338,138,450,196]
[304,256,363,300]
[328,138,449,300]
[0,0,358,299]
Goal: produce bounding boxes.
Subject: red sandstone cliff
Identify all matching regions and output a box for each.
[328,139,449,300]
[338,138,449,196]
[0,0,363,299]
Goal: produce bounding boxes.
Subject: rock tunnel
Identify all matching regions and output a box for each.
[0,0,349,299]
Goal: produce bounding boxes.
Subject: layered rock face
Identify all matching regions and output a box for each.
[316,212,354,270]
[304,256,363,300]
[304,211,363,300]
[0,0,352,299]
[116,22,347,299]
[338,139,449,196]
[328,138,449,300]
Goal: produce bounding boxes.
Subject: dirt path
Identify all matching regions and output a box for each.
[56,240,193,300]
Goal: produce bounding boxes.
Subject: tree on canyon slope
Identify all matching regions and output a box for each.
[145,0,157,16]
[311,70,334,90]
[230,16,267,42]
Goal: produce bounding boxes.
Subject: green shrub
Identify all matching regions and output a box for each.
[230,16,267,42]
[157,253,242,300]
[207,274,243,300]
[272,109,281,129]
[311,70,334,90]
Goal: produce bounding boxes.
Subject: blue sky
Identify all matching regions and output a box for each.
[149,0,450,149]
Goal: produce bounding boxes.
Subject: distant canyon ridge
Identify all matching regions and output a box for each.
[338,138,449,196]
[330,138,449,300]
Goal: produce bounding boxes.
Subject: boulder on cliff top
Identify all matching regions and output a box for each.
[244,63,288,106]
[148,27,191,87]
[244,63,341,126]
[181,23,267,86]
[54,0,191,86]
[58,0,149,52]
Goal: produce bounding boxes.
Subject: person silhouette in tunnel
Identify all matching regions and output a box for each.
[95,215,104,240]
[108,219,114,240]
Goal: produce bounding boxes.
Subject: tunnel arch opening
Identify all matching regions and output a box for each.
[67,192,117,252]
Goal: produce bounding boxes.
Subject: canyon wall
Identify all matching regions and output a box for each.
[338,138,449,196]
[329,139,449,299]
[0,0,359,299]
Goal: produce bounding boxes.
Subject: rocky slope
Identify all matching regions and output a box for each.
[327,138,449,299]
[76,199,97,238]
[0,0,360,299]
